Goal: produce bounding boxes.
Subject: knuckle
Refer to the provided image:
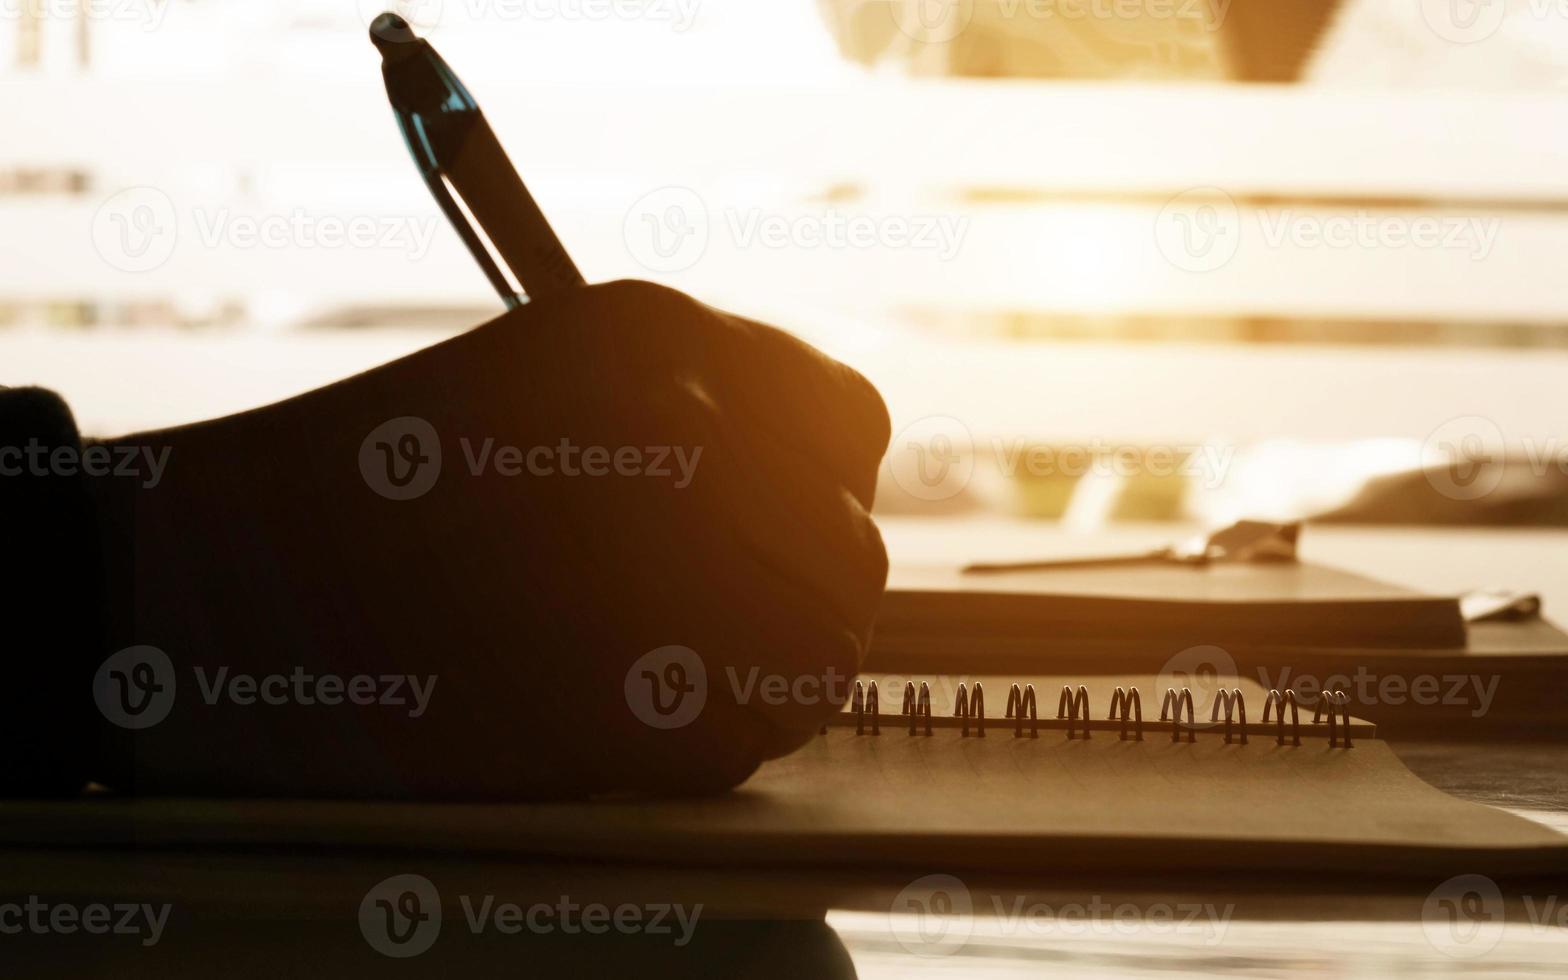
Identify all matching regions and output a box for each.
[835,362,892,456]
[598,278,705,323]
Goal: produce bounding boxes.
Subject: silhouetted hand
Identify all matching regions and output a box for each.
[88,280,889,800]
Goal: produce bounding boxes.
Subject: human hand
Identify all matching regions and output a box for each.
[91,281,889,800]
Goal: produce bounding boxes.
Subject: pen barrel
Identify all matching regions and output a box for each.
[441,114,586,299]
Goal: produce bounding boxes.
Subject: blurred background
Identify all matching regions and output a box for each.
[6,0,1568,532]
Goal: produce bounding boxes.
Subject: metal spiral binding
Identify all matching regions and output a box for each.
[1057,685,1091,739]
[1108,687,1143,740]
[1160,688,1197,743]
[835,681,1357,746]
[1211,689,1248,744]
[852,680,880,736]
[1005,683,1039,738]
[901,681,933,736]
[1313,689,1353,748]
[1262,689,1301,746]
[954,682,986,737]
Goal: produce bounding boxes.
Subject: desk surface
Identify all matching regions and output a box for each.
[8,521,1568,976]
[6,738,1566,977]
[831,739,1568,977]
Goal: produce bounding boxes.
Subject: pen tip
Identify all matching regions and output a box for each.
[369,12,417,53]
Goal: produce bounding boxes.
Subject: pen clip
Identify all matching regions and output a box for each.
[389,98,523,310]
[417,159,523,311]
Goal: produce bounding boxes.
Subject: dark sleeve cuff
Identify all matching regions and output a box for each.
[0,386,103,796]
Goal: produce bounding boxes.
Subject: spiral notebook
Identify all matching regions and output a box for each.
[493,674,1566,877]
[9,675,1564,878]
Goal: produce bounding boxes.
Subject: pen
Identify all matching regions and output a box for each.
[961,522,1300,574]
[962,547,1210,575]
[370,13,586,308]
